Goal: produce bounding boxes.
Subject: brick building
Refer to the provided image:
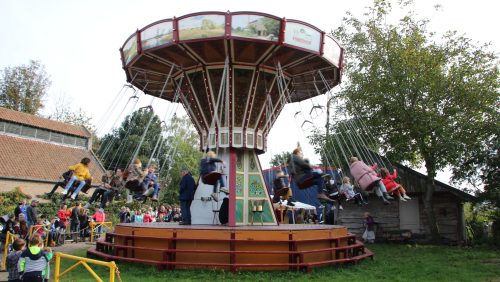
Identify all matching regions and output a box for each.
[0,107,106,196]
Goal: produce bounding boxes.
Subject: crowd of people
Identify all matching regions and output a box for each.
[1,147,410,280]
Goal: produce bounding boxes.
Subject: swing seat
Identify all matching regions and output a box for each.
[203,172,222,185]
[297,177,315,190]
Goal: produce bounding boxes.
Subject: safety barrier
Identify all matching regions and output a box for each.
[54,252,120,282]
[2,231,16,271]
[90,222,113,243]
[28,224,50,246]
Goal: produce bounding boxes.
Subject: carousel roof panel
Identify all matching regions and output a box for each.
[122,11,343,103]
[182,40,227,64]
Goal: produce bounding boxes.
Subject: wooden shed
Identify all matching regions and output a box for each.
[336,164,476,244]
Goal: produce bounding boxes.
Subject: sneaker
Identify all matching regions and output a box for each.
[211,193,219,202]
[220,187,229,194]
[318,205,325,209]
[383,192,394,200]
[399,196,407,202]
[70,194,77,200]
[403,195,412,200]
[61,189,67,195]
[339,205,344,210]
[332,205,336,210]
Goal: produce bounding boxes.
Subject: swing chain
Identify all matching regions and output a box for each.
[115,265,123,282]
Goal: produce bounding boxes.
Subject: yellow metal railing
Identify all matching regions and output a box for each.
[90,222,113,243]
[28,224,50,246]
[54,252,118,282]
[2,231,16,270]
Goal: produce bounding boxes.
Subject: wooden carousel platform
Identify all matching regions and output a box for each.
[88,223,373,272]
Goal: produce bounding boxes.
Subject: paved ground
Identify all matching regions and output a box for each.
[0,241,90,281]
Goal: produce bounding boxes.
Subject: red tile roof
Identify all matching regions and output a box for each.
[0,134,106,183]
[0,107,90,138]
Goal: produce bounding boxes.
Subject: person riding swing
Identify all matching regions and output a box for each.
[125,159,147,201]
[349,157,393,205]
[200,151,228,202]
[287,147,331,201]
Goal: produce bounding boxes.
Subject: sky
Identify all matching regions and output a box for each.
[1,0,498,184]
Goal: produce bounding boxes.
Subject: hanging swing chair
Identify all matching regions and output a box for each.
[202,172,223,186]
[296,176,316,190]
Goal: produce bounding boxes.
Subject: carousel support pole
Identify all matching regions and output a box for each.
[228,148,237,227]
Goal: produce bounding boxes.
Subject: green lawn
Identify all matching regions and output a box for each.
[53,244,500,282]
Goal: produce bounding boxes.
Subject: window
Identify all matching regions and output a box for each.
[36,129,50,141]
[75,138,87,147]
[0,120,88,148]
[63,135,76,145]
[21,126,37,138]
[5,123,21,134]
[50,132,64,143]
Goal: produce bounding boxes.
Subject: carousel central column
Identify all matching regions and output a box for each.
[190,66,278,226]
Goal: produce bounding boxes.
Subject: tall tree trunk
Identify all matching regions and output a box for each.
[424,161,441,243]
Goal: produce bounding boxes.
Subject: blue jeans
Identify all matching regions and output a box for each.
[64,176,86,195]
[180,200,191,224]
[301,171,325,193]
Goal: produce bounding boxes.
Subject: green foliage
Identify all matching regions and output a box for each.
[269,151,291,167]
[98,108,163,170]
[0,60,51,115]
[330,0,499,241]
[158,116,202,204]
[333,0,498,179]
[0,187,31,216]
[57,244,500,281]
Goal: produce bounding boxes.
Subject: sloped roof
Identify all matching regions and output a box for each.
[395,164,477,202]
[0,134,105,183]
[0,107,90,138]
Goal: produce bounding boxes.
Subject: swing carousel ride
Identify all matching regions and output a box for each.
[89,11,373,271]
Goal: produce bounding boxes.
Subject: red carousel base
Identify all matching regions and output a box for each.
[88,223,373,272]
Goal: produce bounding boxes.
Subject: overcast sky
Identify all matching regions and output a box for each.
[1,0,498,183]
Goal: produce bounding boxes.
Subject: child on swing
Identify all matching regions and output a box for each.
[380,167,411,201]
[339,177,368,205]
[349,157,393,205]
[200,151,228,202]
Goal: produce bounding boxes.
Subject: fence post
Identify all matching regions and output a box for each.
[110,261,116,282]
[2,232,11,270]
[54,252,61,282]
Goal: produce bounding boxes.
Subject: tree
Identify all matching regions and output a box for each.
[331,0,499,242]
[47,94,95,132]
[158,116,202,204]
[98,108,162,170]
[269,151,291,167]
[0,60,51,114]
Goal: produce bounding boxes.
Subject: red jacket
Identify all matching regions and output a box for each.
[143,213,154,223]
[58,209,70,225]
[381,170,399,193]
[92,212,106,223]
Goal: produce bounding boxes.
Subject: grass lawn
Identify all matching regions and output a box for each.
[53,244,500,282]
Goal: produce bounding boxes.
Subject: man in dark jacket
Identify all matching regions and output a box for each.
[179,168,196,225]
[26,200,38,228]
